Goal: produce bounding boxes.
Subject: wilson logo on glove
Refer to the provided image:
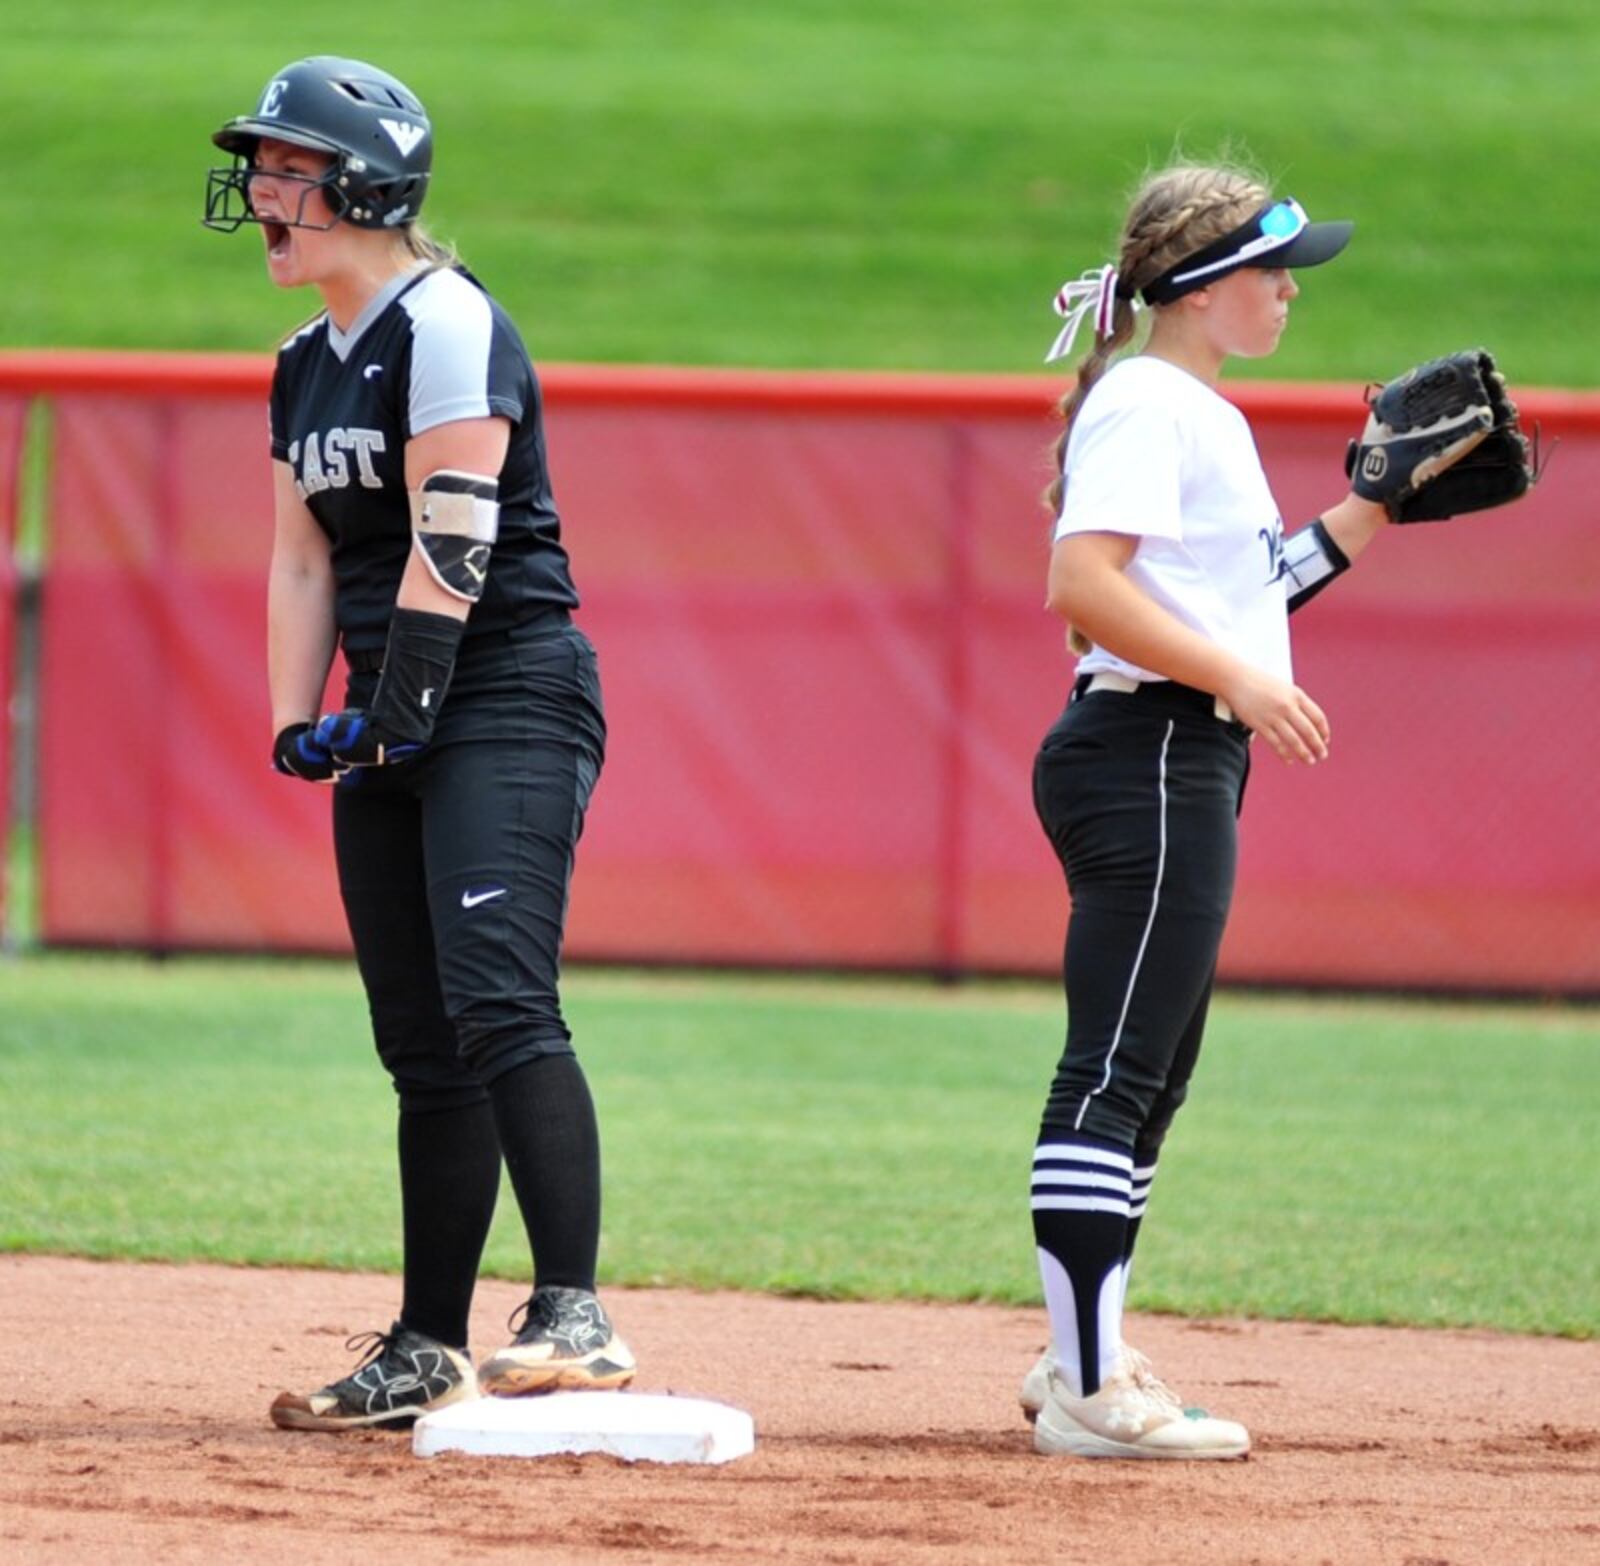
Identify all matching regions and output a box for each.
[1345,348,1539,524]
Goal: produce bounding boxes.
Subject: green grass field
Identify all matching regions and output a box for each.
[5,1,1599,381]
[2,954,1594,1337]
[4,5,1597,1348]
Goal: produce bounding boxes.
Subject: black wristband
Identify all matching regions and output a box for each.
[369,608,467,748]
[1283,518,1351,614]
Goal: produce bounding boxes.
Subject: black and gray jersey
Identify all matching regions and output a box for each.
[269,265,579,656]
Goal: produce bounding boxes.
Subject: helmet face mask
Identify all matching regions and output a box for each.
[203,55,431,234]
[205,159,347,234]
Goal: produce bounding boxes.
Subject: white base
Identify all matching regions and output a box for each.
[413,1392,755,1465]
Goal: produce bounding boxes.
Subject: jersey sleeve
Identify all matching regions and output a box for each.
[1053,393,1184,545]
[404,271,529,437]
[268,356,290,460]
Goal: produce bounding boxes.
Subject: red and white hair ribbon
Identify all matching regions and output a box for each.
[1044,264,1128,364]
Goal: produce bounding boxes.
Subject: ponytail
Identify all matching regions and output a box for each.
[1044,295,1140,515]
[400,222,458,269]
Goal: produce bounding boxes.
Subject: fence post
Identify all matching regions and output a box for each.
[147,402,179,953]
[0,394,22,946]
[936,420,975,979]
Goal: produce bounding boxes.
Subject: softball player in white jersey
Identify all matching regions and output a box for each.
[1023,163,1389,1458]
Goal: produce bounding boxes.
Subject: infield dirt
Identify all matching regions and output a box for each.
[2,1255,1595,1565]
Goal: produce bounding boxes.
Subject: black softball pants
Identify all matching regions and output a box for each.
[332,619,606,1112]
[1033,679,1251,1156]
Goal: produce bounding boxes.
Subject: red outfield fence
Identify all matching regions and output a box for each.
[1,350,1597,992]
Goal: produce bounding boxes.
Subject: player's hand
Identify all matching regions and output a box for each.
[314,709,427,768]
[1222,669,1330,766]
[271,722,339,783]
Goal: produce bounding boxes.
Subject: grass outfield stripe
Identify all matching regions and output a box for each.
[0,955,1594,1337]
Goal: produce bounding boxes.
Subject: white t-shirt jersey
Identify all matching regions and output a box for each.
[1053,355,1292,684]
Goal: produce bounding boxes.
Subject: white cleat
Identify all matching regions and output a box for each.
[1021,1344,1173,1423]
[1033,1352,1249,1460]
[1020,1347,1053,1423]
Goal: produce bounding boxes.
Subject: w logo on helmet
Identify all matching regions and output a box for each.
[380,118,426,156]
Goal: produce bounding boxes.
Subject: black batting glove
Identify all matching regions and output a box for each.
[271,721,338,783]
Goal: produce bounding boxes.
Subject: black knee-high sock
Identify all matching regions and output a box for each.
[398,1100,502,1349]
[487,1054,601,1292]
[1031,1135,1134,1397]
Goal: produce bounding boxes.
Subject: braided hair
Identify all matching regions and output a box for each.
[1045,164,1269,517]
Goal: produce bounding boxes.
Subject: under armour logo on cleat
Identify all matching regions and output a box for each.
[461,887,508,909]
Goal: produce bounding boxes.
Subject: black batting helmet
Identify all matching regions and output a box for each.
[204,56,432,232]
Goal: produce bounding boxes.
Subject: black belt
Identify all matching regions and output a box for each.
[1072,671,1245,731]
[343,607,571,674]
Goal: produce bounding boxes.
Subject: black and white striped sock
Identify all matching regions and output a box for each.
[1120,1158,1158,1311]
[1030,1138,1133,1397]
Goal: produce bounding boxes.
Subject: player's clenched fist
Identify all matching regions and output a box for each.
[271,721,339,783]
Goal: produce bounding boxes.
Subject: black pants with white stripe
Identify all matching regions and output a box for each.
[1033,679,1250,1154]
[1029,679,1250,1394]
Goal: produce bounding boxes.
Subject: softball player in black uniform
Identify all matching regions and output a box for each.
[205,56,633,1431]
[1020,164,1390,1458]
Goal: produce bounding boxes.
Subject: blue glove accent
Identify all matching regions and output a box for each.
[315,709,426,767]
[315,710,369,756]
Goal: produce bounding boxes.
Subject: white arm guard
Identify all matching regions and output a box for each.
[1282,519,1351,614]
[410,469,500,603]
